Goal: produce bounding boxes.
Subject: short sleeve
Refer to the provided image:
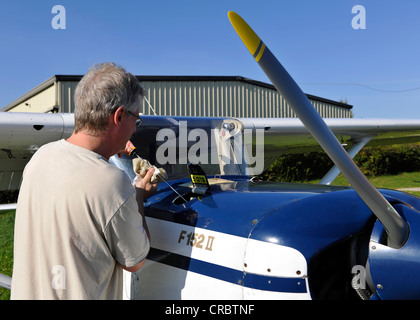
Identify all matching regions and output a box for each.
[104,194,150,268]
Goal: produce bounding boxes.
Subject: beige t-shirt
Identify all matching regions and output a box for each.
[11,139,150,299]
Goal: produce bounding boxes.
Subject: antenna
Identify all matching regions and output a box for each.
[143,96,157,115]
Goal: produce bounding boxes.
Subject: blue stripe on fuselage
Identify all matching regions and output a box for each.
[147,247,307,293]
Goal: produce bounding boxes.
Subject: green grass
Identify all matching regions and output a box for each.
[0,171,420,299]
[0,209,14,300]
[320,171,420,197]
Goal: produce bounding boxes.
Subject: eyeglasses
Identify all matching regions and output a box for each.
[126,110,143,127]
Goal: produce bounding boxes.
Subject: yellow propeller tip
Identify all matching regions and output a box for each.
[228,11,262,58]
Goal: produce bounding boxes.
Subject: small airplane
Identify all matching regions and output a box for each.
[2,11,420,300]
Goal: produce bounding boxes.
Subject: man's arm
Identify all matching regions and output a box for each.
[120,168,158,273]
[134,167,158,242]
[121,260,146,273]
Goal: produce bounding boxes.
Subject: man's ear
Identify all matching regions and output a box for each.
[113,107,125,126]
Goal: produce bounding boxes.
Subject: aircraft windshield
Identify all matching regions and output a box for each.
[109,115,265,181]
[123,116,236,181]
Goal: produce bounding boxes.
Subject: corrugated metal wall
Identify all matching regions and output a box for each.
[59,81,79,113]
[137,79,352,118]
[3,76,352,118]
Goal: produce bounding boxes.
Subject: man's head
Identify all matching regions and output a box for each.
[74,62,144,136]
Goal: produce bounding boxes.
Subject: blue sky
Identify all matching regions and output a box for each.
[1,0,420,118]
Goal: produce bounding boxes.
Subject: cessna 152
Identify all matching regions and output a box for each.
[2,11,420,300]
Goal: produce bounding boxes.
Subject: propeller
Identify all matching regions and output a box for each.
[228,11,409,249]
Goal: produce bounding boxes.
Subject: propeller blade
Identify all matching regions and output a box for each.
[228,11,409,249]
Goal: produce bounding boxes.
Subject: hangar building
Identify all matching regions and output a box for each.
[2,75,353,118]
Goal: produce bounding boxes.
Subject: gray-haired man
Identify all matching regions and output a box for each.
[12,63,155,299]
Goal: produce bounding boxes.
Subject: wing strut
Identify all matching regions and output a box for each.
[319,135,374,185]
[228,11,409,249]
[0,273,11,290]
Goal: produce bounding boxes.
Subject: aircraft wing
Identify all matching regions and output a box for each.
[0,112,74,192]
[1,112,420,191]
[239,117,420,184]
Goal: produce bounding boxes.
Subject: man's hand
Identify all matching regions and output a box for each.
[121,140,161,198]
[135,167,158,200]
[117,140,136,158]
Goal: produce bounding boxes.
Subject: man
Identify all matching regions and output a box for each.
[11,63,155,299]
